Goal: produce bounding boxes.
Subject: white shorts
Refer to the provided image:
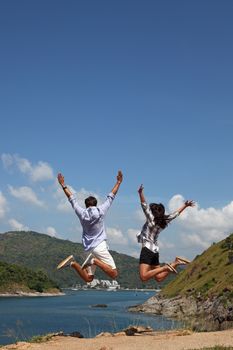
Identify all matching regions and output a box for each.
[86,240,116,276]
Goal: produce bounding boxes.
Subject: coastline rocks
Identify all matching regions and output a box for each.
[128,294,233,331]
[123,325,153,336]
[67,331,84,338]
[96,332,113,338]
[128,294,197,318]
[95,326,154,337]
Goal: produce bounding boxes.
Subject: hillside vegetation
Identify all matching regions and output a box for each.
[0,231,175,289]
[161,233,233,300]
[0,261,59,293]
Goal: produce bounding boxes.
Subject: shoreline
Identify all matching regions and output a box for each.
[0,291,64,297]
[0,288,156,297]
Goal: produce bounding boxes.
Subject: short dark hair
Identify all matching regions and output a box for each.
[85,196,97,208]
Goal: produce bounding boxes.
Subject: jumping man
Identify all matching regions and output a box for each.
[57,171,123,283]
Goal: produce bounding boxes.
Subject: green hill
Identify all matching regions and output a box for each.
[0,261,59,294]
[0,231,175,289]
[161,233,233,300]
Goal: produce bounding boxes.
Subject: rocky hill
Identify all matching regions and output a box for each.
[162,233,233,299]
[129,233,233,331]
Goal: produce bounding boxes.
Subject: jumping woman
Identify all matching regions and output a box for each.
[137,184,195,283]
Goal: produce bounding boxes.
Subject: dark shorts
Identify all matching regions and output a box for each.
[139,247,160,266]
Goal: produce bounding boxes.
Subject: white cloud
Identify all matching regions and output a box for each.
[127,228,139,244]
[1,153,54,182]
[107,227,128,245]
[57,199,71,212]
[30,161,54,182]
[8,218,29,231]
[45,226,57,237]
[8,185,45,207]
[0,192,8,218]
[158,239,175,249]
[55,184,75,212]
[16,156,32,174]
[135,208,145,222]
[168,194,233,249]
[75,188,101,206]
[56,186,101,212]
[168,194,185,213]
[1,153,14,169]
[180,233,209,249]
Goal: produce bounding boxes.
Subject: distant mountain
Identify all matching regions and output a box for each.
[0,260,59,294]
[0,231,175,289]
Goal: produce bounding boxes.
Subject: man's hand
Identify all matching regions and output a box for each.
[185,200,195,208]
[111,170,123,195]
[117,170,123,184]
[57,173,65,187]
[57,173,72,198]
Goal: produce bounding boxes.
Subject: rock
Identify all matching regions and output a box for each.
[91,304,107,308]
[123,326,153,336]
[128,293,233,332]
[96,332,113,338]
[113,331,126,337]
[129,295,197,318]
[68,331,84,338]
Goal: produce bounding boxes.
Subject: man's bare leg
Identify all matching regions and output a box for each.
[71,262,94,282]
[92,257,118,279]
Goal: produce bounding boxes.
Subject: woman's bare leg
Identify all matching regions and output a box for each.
[139,263,172,282]
[154,258,187,282]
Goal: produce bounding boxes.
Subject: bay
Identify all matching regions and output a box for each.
[0,290,182,345]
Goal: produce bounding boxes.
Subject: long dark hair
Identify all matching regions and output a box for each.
[149,203,168,229]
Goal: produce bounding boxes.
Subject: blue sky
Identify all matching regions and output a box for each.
[0,0,233,263]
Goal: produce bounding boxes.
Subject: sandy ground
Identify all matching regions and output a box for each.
[2,329,233,350]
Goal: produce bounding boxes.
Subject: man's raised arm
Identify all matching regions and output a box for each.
[111,170,123,195]
[57,173,72,199]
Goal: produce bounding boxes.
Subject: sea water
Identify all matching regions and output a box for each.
[0,290,182,345]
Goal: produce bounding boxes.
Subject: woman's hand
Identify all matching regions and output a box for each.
[185,200,195,207]
[138,184,144,194]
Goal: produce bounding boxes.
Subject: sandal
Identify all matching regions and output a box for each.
[176,256,191,264]
[166,263,178,274]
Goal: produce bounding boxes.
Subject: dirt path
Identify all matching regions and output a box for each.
[2,329,233,350]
